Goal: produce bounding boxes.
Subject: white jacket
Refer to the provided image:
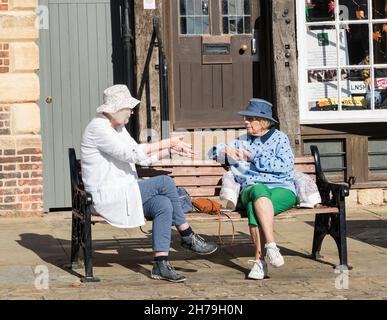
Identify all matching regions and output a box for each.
[80,114,159,228]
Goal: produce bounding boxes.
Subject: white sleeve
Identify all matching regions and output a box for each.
[137,146,170,166]
[91,124,148,164]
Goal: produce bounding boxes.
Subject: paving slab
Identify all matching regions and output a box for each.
[0,207,387,300]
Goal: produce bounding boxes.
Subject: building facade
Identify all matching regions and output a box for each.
[0,0,42,216]
[0,0,386,216]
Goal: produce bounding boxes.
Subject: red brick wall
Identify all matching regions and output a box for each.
[0,146,44,217]
[0,107,43,217]
[0,0,8,11]
[0,1,43,217]
[0,43,9,73]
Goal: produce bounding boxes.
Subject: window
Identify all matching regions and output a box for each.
[304,139,346,181]
[221,0,251,34]
[368,138,387,177]
[297,0,387,123]
[180,0,210,35]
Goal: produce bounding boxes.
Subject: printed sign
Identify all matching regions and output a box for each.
[144,0,156,10]
[307,28,349,67]
[317,33,329,46]
[376,78,387,89]
[350,81,367,94]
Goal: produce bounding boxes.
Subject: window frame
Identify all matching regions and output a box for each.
[368,136,387,181]
[220,0,252,35]
[179,0,212,36]
[296,0,387,124]
[303,138,347,182]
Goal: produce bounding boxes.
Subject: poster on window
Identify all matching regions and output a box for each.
[307,28,349,67]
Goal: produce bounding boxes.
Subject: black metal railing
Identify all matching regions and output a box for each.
[137,16,169,141]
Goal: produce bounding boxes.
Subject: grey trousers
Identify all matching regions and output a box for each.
[138,175,187,252]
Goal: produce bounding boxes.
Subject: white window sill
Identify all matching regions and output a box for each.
[300,110,387,124]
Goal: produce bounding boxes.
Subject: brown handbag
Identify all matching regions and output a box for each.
[192,198,235,244]
[192,198,221,214]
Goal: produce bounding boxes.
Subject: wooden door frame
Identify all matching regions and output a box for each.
[163,0,175,133]
[163,0,261,132]
[39,0,51,211]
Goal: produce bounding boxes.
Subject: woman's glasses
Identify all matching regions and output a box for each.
[244,116,260,122]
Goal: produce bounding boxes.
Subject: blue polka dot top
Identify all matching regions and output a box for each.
[211,128,296,194]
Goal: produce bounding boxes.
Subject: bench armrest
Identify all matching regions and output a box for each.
[324,181,349,198]
[310,145,349,207]
[71,183,94,215]
[74,185,93,205]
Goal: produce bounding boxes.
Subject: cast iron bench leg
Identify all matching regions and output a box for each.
[312,214,329,260]
[312,212,351,270]
[81,207,100,282]
[70,213,82,269]
[335,198,351,270]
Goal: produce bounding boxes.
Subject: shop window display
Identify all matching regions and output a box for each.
[299,0,387,122]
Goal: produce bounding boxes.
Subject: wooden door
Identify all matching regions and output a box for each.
[39,0,114,210]
[171,0,259,129]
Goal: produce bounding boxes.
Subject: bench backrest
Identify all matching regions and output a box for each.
[68,147,316,199]
[68,148,84,193]
[137,157,316,198]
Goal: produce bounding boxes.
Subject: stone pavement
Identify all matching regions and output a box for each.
[0,206,387,300]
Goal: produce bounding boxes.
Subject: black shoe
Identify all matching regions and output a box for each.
[181,233,218,255]
[151,260,186,283]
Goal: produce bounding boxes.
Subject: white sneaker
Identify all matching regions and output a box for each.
[248,259,268,280]
[265,243,284,267]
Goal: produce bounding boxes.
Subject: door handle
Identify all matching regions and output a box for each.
[46,96,53,104]
[251,38,257,55]
[240,44,248,52]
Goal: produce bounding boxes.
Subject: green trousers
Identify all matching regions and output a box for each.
[240,184,297,226]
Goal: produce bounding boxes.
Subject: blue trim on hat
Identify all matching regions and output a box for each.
[237,98,278,123]
[237,111,278,123]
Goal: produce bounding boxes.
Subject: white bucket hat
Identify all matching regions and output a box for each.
[96,84,140,114]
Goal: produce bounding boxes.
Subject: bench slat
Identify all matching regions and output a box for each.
[140,165,315,176]
[281,207,339,215]
[184,212,245,221]
[294,164,315,173]
[90,206,339,224]
[146,160,221,166]
[294,156,314,164]
[185,187,220,197]
[138,166,228,177]
[145,157,314,166]
[173,176,222,187]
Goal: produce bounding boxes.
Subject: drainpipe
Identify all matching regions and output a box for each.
[122,0,138,140]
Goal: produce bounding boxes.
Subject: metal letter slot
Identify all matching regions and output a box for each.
[202,43,230,55]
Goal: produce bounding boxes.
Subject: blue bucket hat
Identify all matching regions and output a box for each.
[237,98,278,123]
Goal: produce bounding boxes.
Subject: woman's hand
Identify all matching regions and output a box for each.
[224,147,252,161]
[169,135,196,159]
[169,135,185,149]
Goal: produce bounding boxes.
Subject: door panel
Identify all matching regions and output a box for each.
[39,0,114,210]
[171,0,259,129]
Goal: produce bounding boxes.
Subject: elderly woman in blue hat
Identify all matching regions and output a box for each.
[81,85,217,283]
[211,98,297,280]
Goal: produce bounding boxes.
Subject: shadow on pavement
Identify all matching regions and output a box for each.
[305,219,387,250]
[16,229,334,281]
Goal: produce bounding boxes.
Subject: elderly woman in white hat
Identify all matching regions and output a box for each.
[81,85,217,283]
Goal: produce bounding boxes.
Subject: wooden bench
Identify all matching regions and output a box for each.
[68,146,350,282]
